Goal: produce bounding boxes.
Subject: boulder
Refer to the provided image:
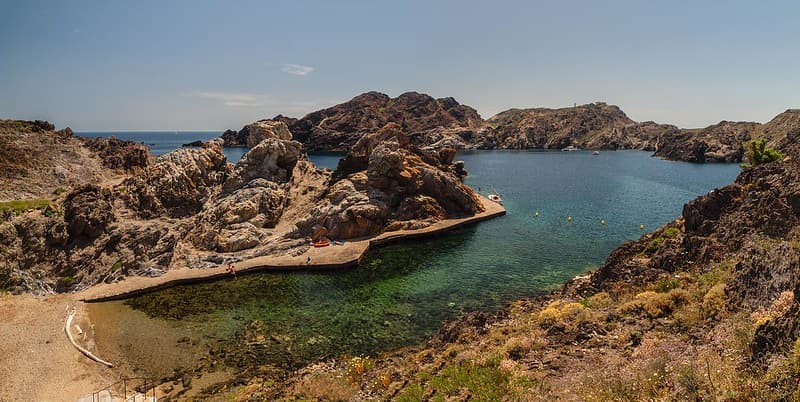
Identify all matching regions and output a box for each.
[63,185,114,239]
[223,137,302,192]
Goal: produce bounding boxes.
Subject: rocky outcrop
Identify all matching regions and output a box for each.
[481,102,670,150]
[222,119,296,148]
[79,136,151,172]
[250,92,484,151]
[297,123,483,239]
[222,130,302,192]
[123,140,229,218]
[0,113,486,294]
[762,109,800,152]
[63,185,114,240]
[652,121,759,163]
[0,120,119,200]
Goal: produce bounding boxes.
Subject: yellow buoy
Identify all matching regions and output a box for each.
[567,216,573,222]
[534,211,540,218]
[640,224,645,230]
[600,219,606,225]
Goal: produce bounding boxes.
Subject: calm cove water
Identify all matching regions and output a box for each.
[83,136,740,375]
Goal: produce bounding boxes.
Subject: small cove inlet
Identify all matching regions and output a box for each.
[86,149,740,378]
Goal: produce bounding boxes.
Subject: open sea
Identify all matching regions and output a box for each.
[81,132,741,375]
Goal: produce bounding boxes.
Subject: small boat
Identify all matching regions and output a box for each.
[333,240,345,246]
[488,185,503,204]
[312,240,330,247]
[562,145,580,152]
[593,151,600,155]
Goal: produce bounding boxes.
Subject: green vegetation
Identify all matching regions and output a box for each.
[426,361,511,402]
[52,187,67,196]
[653,276,681,293]
[111,259,124,272]
[663,227,680,238]
[646,236,664,253]
[744,138,783,167]
[396,383,425,402]
[0,199,50,214]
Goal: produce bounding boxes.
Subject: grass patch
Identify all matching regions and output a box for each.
[396,383,425,402]
[0,199,50,214]
[427,361,511,402]
[653,277,681,293]
[646,236,664,253]
[663,227,680,238]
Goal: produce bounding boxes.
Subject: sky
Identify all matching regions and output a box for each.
[1,0,798,131]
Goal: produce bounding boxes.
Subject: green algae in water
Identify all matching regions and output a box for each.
[118,150,740,371]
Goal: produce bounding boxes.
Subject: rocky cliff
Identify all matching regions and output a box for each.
[296,123,483,239]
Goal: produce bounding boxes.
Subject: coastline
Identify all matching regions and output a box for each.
[78,194,506,303]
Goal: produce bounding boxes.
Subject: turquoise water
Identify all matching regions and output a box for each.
[107,149,740,371]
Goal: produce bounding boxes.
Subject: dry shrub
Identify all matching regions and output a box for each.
[537,300,588,325]
[291,372,359,401]
[750,290,794,326]
[619,289,690,318]
[701,283,727,319]
[501,336,539,360]
[585,291,613,308]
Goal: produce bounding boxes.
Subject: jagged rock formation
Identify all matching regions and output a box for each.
[220,92,484,151]
[0,117,483,293]
[80,136,150,172]
[123,140,229,218]
[296,123,483,239]
[0,120,150,200]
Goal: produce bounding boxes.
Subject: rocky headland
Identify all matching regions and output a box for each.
[216,91,800,163]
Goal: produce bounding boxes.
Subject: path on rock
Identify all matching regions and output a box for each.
[78,195,505,302]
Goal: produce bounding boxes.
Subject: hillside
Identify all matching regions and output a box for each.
[221,92,485,152]
[0,120,149,201]
[481,102,677,151]
[219,92,800,163]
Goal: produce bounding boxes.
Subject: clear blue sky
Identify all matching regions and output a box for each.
[1,0,798,130]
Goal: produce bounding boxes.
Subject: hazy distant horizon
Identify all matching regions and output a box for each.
[2,1,798,131]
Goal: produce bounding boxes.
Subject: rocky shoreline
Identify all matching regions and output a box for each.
[213,91,800,164]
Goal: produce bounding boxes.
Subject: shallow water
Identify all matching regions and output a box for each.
[88,149,740,375]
